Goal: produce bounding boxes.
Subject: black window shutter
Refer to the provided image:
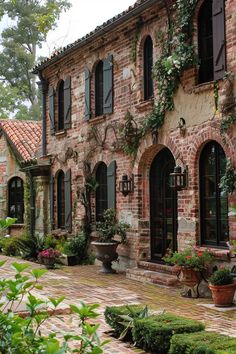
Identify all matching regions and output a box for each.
[64,76,71,129]
[49,174,54,230]
[212,0,226,80]
[65,169,72,232]
[107,160,116,209]
[84,68,91,120]
[48,86,55,134]
[103,55,113,114]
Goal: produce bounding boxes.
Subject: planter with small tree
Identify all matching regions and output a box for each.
[209,268,236,307]
[92,209,130,274]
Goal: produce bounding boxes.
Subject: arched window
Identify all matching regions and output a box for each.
[8,177,24,223]
[198,0,213,84]
[57,170,65,228]
[95,61,104,117]
[200,141,228,246]
[143,36,153,100]
[96,162,108,221]
[58,80,64,131]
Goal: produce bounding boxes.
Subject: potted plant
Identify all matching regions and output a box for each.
[92,209,130,274]
[60,234,87,266]
[164,248,214,288]
[38,248,61,269]
[208,268,236,307]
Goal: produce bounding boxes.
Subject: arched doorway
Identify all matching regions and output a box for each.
[150,148,177,261]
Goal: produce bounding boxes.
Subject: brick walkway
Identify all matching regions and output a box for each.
[0,255,235,353]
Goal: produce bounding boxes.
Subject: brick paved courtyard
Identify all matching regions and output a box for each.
[0,255,235,353]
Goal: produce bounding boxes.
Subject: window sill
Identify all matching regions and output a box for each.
[55,130,67,138]
[192,81,215,94]
[88,115,106,125]
[195,246,231,260]
[10,223,24,228]
[135,98,154,113]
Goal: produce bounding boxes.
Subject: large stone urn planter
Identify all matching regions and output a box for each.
[91,241,119,274]
[179,267,202,288]
[209,282,236,307]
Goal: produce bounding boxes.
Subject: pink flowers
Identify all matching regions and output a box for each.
[38,248,61,260]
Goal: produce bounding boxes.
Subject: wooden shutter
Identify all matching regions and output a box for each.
[107,160,116,209]
[213,0,226,80]
[49,174,54,230]
[64,76,71,129]
[65,169,72,232]
[48,86,55,134]
[103,55,113,114]
[84,68,91,120]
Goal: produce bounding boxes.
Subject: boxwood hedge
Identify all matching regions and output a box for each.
[133,313,205,354]
[169,331,236,354]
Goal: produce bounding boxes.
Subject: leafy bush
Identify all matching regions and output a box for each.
[1,237,21,256]
[0,261,108,353]
[133,313,205,354]
[209,268,234,286]
[14,232,45,259]
[104,305,145,338]
[43,234,59,249]
[169,331,236,354]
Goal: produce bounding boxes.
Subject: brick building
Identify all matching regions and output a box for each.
[33,0,236,276]
[0,120,41,236]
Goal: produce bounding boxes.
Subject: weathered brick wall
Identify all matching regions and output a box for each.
[41,1,236,267]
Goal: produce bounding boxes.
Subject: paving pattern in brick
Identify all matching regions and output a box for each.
[0,255,235,353]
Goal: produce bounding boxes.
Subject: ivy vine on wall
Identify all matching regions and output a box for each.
[142,0,198,133]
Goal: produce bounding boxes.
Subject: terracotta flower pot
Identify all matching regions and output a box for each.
[179,267,202,287]
[209,281,236,307]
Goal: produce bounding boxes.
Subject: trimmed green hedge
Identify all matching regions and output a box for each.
[104,305,144,338]
[133,313,205,354]
[169,331,236,354]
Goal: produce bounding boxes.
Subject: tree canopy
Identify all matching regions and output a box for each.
[0,0,71,120]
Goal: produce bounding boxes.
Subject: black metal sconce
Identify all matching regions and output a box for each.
[169,165,188,191]
[119,174,134,196]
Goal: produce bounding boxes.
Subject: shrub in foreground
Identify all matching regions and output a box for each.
[133,313,205,354]
[0,261,108,353]
[104,304,145,338]
[169,331,236,354]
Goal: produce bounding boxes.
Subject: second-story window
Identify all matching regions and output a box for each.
[48,76,71,135]
[95,61,104,117]
[198,0,226,84]
[143,36,153,100]
[84,55,113,120]
[58,80,65,130]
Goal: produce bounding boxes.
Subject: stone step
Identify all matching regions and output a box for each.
[126,268,180,287]
[138,261,178,275]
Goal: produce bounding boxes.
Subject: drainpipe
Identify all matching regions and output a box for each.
[37,71,48,157]
[27,170,35,238]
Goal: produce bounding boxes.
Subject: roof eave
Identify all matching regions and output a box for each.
[33,0,159,74]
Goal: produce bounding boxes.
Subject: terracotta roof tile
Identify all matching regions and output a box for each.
[0,120,42,162]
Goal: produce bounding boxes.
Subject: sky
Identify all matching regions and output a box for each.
[43,0,135,56]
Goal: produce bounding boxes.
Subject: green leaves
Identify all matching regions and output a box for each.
[0,262,106,353]
[11,262,29,273]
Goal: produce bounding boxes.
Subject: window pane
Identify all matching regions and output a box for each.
[96,162,108,221]
[8,177,24,223]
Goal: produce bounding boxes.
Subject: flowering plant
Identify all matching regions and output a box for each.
[163,247,214,272]
[38,248,61,261]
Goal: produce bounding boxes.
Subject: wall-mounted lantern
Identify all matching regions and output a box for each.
[169,165,188,191]
[119,174,134,196]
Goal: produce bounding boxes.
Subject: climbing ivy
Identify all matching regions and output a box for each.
[219,159,236,195]
[142,0,198,133]
[220,114,236,143]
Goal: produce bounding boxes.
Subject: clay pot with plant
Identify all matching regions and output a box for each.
[92,209,130,274]
[209,268,236,307]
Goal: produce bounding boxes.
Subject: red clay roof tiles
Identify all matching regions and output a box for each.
[0,120,42,162]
